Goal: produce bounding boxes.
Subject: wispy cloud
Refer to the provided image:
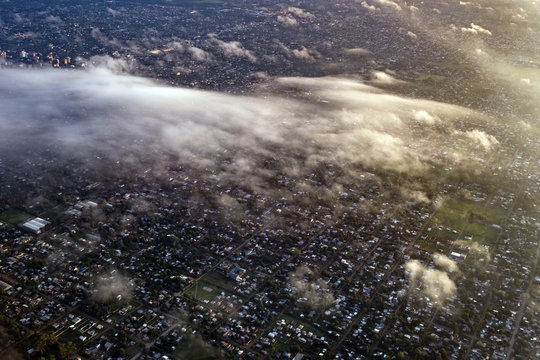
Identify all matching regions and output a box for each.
[0,65,495,211]
[207,34,256,62]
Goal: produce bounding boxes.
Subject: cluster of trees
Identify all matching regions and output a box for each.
[34,331,77,360]
[0,313,26,341]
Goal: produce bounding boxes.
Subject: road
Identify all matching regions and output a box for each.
[505,240,540,360]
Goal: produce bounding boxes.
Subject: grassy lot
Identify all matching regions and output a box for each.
[57,328,85,344]
[38,205,64,222]
[202,271,236,292]
[109,313,124,322]
[415,73,447,82]
[428,198,506,246]
[184,271,239,302]
[185,280,222,302]
[184,276,243,314]
[0,207,32,225]
[435,198,506,224]
[416,231,455,253]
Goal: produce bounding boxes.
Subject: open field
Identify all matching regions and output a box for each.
[434,198,506,225]
[185,271,239,301]
[418,198,507,251]
[201,271,237,292]
[38,205,64,222]
[185,280,223,302]
[0,207,32,225]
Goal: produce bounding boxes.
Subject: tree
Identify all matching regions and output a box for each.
[35,331,77,360]
[58,341,77,359]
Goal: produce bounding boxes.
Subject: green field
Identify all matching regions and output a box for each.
[185,271,238,301]
[416,232,452,253]
[184,271,245,313]
[415,73,447,82]
[0,207,32,225]
[201,271,237,292]
[185,280,222,302]
[56,328,85,344]
[429,198,506,245]
[38,205,64,222]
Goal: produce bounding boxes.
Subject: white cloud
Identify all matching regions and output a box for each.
[461,23,492,36]
[400,188,430,203]
[91,28,123,48]
[189,46,213,62]
[107,7,120,16]
[288,266,335,309]
[207,35,256,62]
[343,48,372,56]
[454,240,491,263]
[370,0,402,11]
[434,253,459,273]
[277,14,298,27]
[45,15,63,24]
[370,71,404,85]
[407,31,417,39]
[360,1,379,11]
[292,46,316,61]
[0,67,491,206]
[405,258,457,306]
[462,129,499,150]
[276,42,319,61]
[286,7,315,19]
[167,41,185,52]
[91,270,133,303]
[277,6,314,26]
[459,1,483,9]
[163,41,214,62]
[412,110,440,125]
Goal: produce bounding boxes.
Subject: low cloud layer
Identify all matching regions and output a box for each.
[0,65,499,214]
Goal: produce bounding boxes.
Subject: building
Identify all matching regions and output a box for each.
[21,217,50,234]
[0,280,12,292]
[228,265,246,281]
